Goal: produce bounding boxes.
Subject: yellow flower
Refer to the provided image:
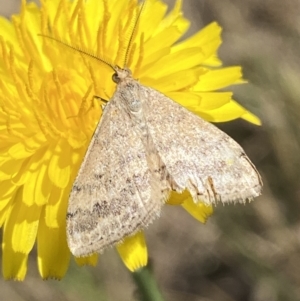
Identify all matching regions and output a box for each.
[0,0,260,280]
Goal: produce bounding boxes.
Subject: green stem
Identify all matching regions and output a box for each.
[132,264,166,301]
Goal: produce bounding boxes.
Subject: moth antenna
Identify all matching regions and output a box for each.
[38,34,117,72]
[123,0,146,67]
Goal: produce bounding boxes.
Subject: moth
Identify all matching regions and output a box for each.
[44,1,263,257]
[66,64,262,256]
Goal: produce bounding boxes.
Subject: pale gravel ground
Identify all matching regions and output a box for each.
[1,1,300,301]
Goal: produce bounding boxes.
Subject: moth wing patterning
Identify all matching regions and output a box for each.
[67,91,167,257]
[141,85,262,205]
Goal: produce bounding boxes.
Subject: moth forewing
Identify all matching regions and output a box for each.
[67,73,170,256]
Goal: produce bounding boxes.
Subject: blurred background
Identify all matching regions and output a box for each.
[1,0,300,300]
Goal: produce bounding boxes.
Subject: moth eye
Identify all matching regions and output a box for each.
[112,73,120,83]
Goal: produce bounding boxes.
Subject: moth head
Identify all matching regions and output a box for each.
[112,67,132,83]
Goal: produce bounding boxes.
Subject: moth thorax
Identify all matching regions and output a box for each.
[128,98,142,112]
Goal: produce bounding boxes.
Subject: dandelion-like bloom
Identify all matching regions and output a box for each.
[0,0,260,280]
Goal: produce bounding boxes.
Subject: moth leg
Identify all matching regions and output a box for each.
[93,95,109,110]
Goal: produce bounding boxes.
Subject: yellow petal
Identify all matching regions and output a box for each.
[2,187,40,280]
[0,16,16,42]
[241,111,262,126]
[172,22,222,66]
[140,0,168,40]
[0,159,25,182]
[37,205,70,279]
[22,158,52,206]
[5,190,41,254]
[159,0,186,31]
[2,250,28,281]
[193,67,245,91]
[8,142,35,160]
[0,180,17,207]
[167,190,191,205]
[143,69,199,92]
[144,26,186,59]
[44,186,64,228]
[75,253,98,267]
[166,91,201,107]
[195,99,260,123]
[0,182,15,227]
[48,139,71,189]
[0,201,12,227]
[182,198,213,223]
[196,92,232,110]
[45,0,71,40]
[116,232,148,272]
[170,91,233,111]
[13,1,45,64]
[141,47,204,78]
[8,133,47,160]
